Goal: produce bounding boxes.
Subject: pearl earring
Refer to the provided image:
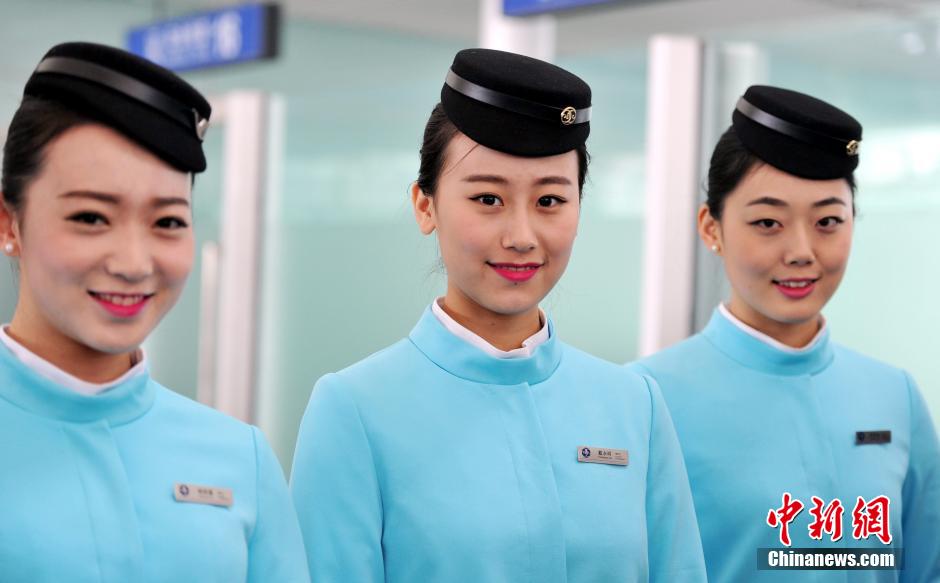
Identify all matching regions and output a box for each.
[711,244,719,253]
[3,242,13,255]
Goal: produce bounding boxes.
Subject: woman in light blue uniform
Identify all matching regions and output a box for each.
[630,85,940,582]
[0,43,309,582]
[290,48,707,583]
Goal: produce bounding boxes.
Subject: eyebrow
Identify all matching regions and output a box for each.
[58,190,190,208]
[745,196,847,208]
[461,174,573,186]
[811,197,847,208]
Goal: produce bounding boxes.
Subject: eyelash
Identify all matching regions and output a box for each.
[67,212,189,230]
[817,216,844,229]
[749,218,780,230]
[469,194,567,208]
[155,216,190,229]
[538,195,566,207]
[67,212,108,226]
[748,217,845,231]
[471,193,503,206]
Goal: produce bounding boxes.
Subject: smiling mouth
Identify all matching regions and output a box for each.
[487,262,543,282]
[772,277,819,299]
[89,291,154,305]
[772,278,818,288]
[88,291,155,318]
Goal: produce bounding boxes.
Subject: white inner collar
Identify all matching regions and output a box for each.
[718,304,826,354]
[0,325,147,396]
[431,298,549,359]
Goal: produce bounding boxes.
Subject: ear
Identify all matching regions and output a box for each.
[697,203,723,254]
[410,182,436,236]
[0,198,20,257]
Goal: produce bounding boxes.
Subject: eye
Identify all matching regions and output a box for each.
[471,194,503,207]
[155,216,190,229]
[817,216,844,230]
[750,218,781,231]
[537,195,566,208]
[67,212,108,226]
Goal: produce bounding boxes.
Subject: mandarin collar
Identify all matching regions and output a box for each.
[0,341,155,425]
[408,306,562,386]
[702,308,834,376]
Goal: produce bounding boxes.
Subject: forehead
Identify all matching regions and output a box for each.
[441,133,578,182]
[727,163,852,209]
[36,123,191,200]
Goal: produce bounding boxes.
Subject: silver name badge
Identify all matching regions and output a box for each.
[577,446,628,466]
[174,483,234,507]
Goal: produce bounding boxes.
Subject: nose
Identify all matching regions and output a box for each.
[783,224,815,267]
[500,207,538,253]
[104,229,154,282]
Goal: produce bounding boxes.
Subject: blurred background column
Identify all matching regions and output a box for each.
[693,42,768,330]
[638,35,703,356]
[479,0,557,61]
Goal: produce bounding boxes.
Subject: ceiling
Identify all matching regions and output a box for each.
[181,0,940,55]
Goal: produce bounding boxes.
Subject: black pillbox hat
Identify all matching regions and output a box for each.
[732,85,862,180]
[441,48,591,157]
[23,42,211,173]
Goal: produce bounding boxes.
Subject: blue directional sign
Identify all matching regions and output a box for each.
[127,2,280,72]
[504,0,623,16]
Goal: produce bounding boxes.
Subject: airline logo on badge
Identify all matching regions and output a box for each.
[577,446,628,466]
[174,482,234,507]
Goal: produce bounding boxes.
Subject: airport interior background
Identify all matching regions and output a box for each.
[1,0,938,469]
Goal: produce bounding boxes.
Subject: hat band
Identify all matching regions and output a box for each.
[445,70,591,126]
[34,56,208,140]
[736,97,857,155]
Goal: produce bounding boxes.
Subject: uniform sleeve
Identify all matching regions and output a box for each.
[641,374,708,583]
[290,373,385,583]
[246,426,311,583]
[900,372,940,583]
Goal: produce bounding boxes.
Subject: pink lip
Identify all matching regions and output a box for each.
[774,279,817,299]
[90,292,152,318]
[488,262,542,283]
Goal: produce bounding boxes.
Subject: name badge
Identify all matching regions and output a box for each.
[174,483,234,507]
[577,445,628,466]
[856,431,891,445]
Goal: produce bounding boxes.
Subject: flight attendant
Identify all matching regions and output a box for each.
[630,85,940,582]
[0,42,309,582]
[290,48,707,583]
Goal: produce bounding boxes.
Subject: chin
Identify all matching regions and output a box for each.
[479,293,541,317]
[78,328,147,355]
[764,303,823,326]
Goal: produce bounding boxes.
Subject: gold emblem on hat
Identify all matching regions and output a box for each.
[193,109,210,141]
[560,106,577,126]
[846,139,860,156]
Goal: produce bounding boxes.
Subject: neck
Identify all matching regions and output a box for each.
[726,297,821,349]
[8,311,134,384]
[440,287,542,352]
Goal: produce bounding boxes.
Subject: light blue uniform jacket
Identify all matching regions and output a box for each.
[630,309,940,583]
[290,307,707,583]
[0,343,310,583]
